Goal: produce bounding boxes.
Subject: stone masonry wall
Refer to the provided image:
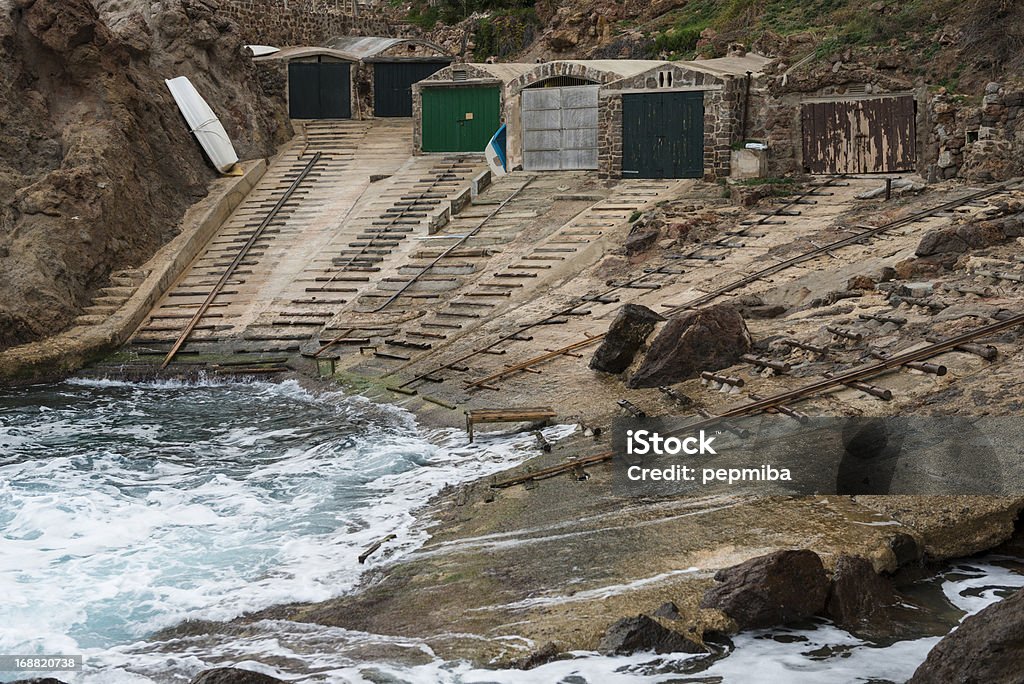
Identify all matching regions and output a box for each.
[220,0,391,45]
[926,82,1024,182]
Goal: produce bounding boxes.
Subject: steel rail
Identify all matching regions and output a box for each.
[677,311,1024,432]
[565,311,1024,476]
[661,180,1017,317]
[398,260,684,388]
[466,181,1007,388]
[160,152,322,368]
[369,176,536,313]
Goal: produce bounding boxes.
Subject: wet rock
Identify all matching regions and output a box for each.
[889,532,922,566]
[825,555,902,638]
[10,679,70,684]
[652,601,681,620]
[598,614,705,655]
[190,668,285,684]
[512,641,565,669]
[589,304,664,374]
[908,587,1024,684]
[627,304,752,389]
[624,227,660,255]
[916,228,970,256]
[699,550,829,629]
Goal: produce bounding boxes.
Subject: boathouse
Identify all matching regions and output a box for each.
[255,37,451,120]
[412,63,535,154]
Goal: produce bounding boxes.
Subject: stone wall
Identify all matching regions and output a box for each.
[753,62,922,177]
[220,0,391,45]
[926,83,1024,182]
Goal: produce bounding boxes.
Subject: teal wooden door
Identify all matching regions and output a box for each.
[421,86,500,152]
[622,92,704,178]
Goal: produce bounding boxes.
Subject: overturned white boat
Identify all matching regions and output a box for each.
[165,76,239,174]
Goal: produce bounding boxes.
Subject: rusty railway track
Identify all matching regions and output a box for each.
[395,176,845,389]
[451,179,1020,390]
[369,176,537,313]
[493,310,1024,488]
[159,152,322,368]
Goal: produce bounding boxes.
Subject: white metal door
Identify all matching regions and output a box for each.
[522,85,599,171]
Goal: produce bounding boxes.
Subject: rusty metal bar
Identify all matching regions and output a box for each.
[779,339,829,355]
[463,336,603,390]
[369,177,534,312]
[827,326,864,342]
[700,371,745,387]
[161,152,321,369]
[617,399,646,419]
[741,354,791,373]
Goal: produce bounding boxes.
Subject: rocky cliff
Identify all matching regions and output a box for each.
[0,0,289,350]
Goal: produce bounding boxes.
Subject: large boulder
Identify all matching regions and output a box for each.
[589,304,664,374]
[190,668,285,684]
[627,304,751,389]
[598,614,705,655]
[825,555,902,638]
[700,550,829,630]
[908,588,1024,684]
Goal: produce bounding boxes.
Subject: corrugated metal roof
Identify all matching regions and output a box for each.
[252,46,356,62]
[327,36,449,60]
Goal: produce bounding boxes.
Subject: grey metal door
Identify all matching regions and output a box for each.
[522,85,599,171]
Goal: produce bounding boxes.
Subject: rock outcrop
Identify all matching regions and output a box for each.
[589,303,664,374]
[598,614,705,655]
[627,304,751,389]
[0,0,288,350]
[908,588,1024,684]
[700,549,829,630]
[190,668,286,684]
[916,209,1024,258]
[824,555,901,638]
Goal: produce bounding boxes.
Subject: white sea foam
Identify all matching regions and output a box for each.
[0,379,575,682]
[4,379,1024,683]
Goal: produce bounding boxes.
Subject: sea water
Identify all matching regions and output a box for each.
[0,378,1021,683]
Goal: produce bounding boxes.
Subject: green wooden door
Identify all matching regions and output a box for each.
[622,91,704,178]
[421,86,500,152]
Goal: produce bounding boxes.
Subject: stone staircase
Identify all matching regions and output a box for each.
[73,269,149,327]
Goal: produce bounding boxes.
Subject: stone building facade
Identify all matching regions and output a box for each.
[597,64,744,181]
[220,0,390,45]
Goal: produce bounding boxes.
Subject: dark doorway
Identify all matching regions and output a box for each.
[288,58,351,119]
[622,91,705,179]
[373,61,450,117]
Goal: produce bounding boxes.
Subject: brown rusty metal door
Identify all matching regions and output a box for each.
[801,96,916,174]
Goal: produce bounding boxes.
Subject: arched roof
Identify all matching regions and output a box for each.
[327,36,451,61]
[252,46,356,63]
